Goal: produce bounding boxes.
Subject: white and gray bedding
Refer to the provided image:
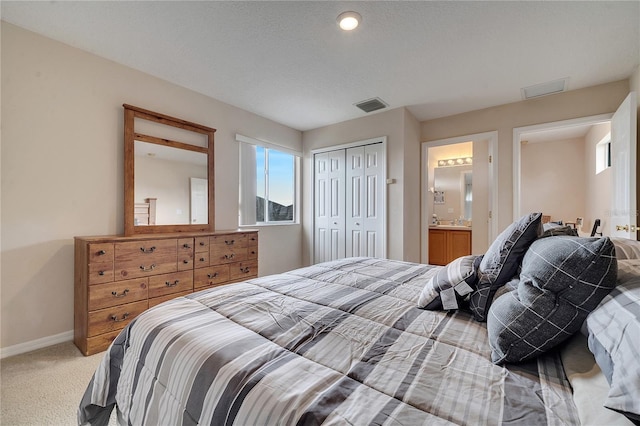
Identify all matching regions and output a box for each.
[585,259,640,423]
[79,257,580,425]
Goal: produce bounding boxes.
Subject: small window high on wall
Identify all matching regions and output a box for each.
[595,132,611,174]
[237,134,300,225]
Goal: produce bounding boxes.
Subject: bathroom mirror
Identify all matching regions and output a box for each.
[433,165,472,222]
[124,104,215,235]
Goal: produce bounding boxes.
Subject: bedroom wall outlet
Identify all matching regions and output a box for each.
[386,178,396,184]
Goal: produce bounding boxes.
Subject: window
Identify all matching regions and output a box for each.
[238,135,300,225]
[595,132,611,174]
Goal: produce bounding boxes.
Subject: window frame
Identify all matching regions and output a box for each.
[237,134,301,227]
[595,132,612,175]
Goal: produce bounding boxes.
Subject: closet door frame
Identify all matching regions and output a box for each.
[312,137,387,264]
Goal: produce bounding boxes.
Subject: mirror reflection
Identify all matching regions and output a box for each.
[433,164,472,222]
[134,141,208,226]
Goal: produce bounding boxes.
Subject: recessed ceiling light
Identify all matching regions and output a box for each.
[337,11,361,31]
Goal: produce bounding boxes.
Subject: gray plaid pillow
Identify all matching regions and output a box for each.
[417,255,481,310]
[487,236,617,364]
[469,213,542,321]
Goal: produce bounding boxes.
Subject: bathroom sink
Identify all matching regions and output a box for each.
[430,224,472,229]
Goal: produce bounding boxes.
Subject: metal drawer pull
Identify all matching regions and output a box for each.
[224,253,235,260]
[199,241,206,246]
[140,264,156,272]
[183,259,190,264]
[110,313,130,322]
[199,257,206,262]
[251,237,256,241]
[225,240,235,245]
[98,271,105,276]
[208,272,219,279]
[111,289,129,298]
[240,267,250,273]
[183,244,191,249]
[251,251,256,255]
[140,246,156,253]
[165,280,179,287]
[98,250,107,255]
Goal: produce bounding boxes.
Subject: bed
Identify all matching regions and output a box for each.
[78,214,640,426]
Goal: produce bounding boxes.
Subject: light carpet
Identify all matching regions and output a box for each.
[1,341,116,426]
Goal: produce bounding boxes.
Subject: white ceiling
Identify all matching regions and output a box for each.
[2,1,639,132]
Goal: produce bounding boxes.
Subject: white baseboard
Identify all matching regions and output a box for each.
[1,330,74,359]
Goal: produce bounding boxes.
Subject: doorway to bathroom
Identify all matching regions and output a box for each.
[421,131,498,264]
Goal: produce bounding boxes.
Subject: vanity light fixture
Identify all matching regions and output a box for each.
[337,11,361,31]
[437,157,473,167]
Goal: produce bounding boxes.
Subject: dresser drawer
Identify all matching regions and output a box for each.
[195,236,209,253]
[211,233,248,249]
[229,260,258,282]
[148,270,193,299]
[88,262,115,285]
[178,238,194,271]
[210,246,247,264]
[88,243,114,264]
[247,237,258,260]
[88,278,148,311]
[246,233,258,245]
[115,239,177,280]
[85,330,122,356]
[194,265,230,290]
[87,300,148,337]
[194,251,210,268]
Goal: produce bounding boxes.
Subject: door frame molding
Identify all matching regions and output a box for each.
[421,131,498,264]
[311,137,388,263]
[512,113,612,220]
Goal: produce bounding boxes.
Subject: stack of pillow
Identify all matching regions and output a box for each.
[418,218,640,423]
[417,212,618,363]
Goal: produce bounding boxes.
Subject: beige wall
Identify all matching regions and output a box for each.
[302,107,421,264]
[1,23,303,351]
[521,137,586,226]
[421,80,631,232]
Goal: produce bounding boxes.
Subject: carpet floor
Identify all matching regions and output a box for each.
[1,341,116,425]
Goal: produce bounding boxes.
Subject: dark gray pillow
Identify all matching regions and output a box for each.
[541,224,578,237]
[468,212,542,321]
[487,236,617,364]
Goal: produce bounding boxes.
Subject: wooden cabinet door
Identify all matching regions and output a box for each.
[428,229,448,266]
[449,231,472,261]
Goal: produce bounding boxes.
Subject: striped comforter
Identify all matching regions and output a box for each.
[79,257,579,425]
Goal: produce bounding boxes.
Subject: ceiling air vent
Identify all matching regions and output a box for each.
[521,77,569,100]
[355,97,388,113]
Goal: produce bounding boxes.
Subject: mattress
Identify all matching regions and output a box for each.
[79,257,579,425]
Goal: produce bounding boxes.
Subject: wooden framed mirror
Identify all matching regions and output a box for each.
[123,104,215,235]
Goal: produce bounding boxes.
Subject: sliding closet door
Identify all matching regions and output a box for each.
[314,150,346,263]
[346,143,385,257]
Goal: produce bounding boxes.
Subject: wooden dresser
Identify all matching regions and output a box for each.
[74,230,258,355]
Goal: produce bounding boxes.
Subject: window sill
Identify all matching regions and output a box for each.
[239,222,300,228]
